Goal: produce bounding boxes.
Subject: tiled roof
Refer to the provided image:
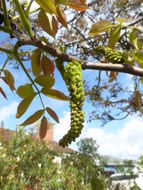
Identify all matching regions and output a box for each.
[0,127,74,153]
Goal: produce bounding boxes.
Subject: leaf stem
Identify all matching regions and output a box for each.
[2,0,11,27]
[13,48,45,110]
[25,0,34,16]
[0,26,12,33]
[0,57,9,76]
[0,46,13,54]
[13,0,34,37]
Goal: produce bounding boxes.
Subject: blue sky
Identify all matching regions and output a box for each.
[1,47,143,160]
[1,0,143,160]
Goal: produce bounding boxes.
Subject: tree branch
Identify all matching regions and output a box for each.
[17,38,143,77]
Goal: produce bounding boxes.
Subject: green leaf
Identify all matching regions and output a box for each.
[16,95,36,118]
[42,55,54,76]
[35,75,55,88]
[132,51,143,67]
[42,88,69,101]
[20,109,44,126]
[39,116,48,140]
[108,25,121,49]
[2,70,15,91]
[89,20,114,36]
[17,84,36,99]
[34,0,57,15]
[31,49,41,77]
[115,18,126,24]
[38,10,58,38]
[129,30,142,50]
[46,107,59,123]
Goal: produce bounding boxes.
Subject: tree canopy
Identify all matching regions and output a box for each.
[0,0,143,145]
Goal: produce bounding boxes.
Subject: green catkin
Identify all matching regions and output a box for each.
[95,46,124,63]
[59,61,85,147]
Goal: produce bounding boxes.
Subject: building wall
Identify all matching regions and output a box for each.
[36,122,54,142]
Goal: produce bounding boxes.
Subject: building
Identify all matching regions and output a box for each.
[0,121,74,154]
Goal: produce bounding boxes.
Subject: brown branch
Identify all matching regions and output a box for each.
[16,38,143,77]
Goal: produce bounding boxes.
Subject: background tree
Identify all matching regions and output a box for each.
[0,0,143,144]
[62,138,108,190]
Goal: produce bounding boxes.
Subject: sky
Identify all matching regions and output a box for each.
[0,0,143,161]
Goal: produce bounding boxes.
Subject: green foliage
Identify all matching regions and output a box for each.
[61,138,108,190]
[0,127,59,189]
[59,61,85,147]
[0,130,108,190]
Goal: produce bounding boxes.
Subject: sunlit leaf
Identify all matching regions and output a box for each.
[46,107,59,123]
[35,75,55,88]
[38,10,58,38]
[129,30,142,50]
[56,6,68,29]
[115,18,126,24]
[20,109,44,126]
[16,95,36,118]
[66,0,87,11]
[2,70,15,91]
[34,0,57,15]
[17,84,36,99]
[132,51,143,67]
[42,55,54,76]
[39,116,48,139]
[42,88,69,101]
[89,20,114,36]
[31,49,41,77]
[108,25,121,49]
[109,72,117,82]
[0,87,7,99]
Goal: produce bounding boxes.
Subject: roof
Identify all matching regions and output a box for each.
[0,127,74,154]
[0,127,15,141]
[48,140,74,154]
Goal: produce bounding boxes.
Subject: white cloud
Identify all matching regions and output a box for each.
[54,113,143,160]
[0,101,18,121]
[54,112,71,141]
[85,117,143,160]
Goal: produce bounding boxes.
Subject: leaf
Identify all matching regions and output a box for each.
[46,107,59,123]
[39,116,48,139]
[2,70,15,91]
[108,25,121,49]
[42,55,55,76]
[109,72,117,82]
[17,84,36,99]
[56,6,68,29]
[115,18,126,24]
[132,51,143,67]
[0,87,7,99]
[66,0,87,11]
[31,49,41,77]
[115,17,133,24]
[34,0,57,15]
[20,109,44,126]
[16,95,36,118]
[42,88,69,101]
[129,30,142,50]
[35,75,55,88]
[38,10,58,38]
[133,90,142,111]
[89,20,114,36]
